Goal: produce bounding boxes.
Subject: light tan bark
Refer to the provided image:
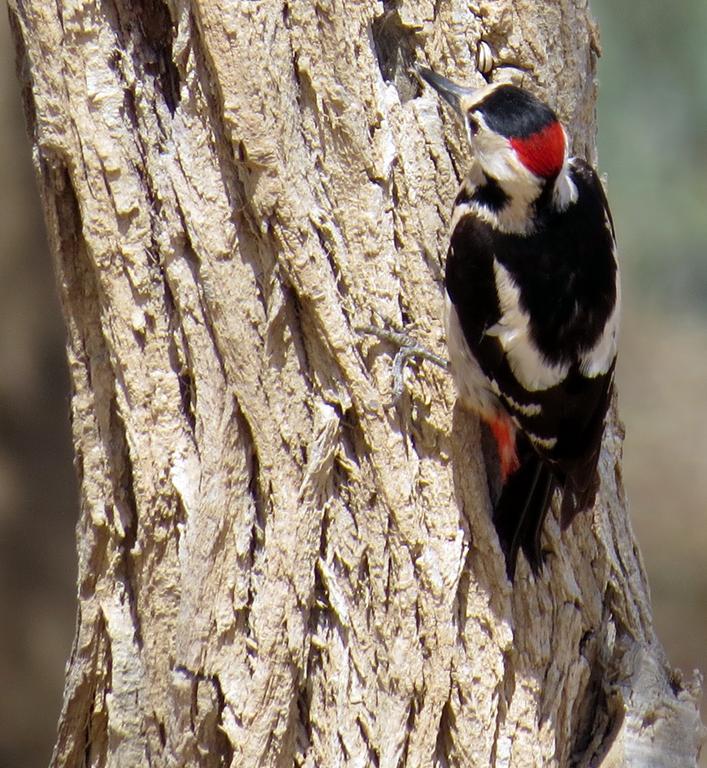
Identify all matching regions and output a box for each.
[8,0,703,765]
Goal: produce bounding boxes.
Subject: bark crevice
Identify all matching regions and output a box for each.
[9,0,702,765]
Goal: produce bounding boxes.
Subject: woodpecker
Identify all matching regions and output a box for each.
[419,67,620,579]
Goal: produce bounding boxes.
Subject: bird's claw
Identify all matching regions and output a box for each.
[357,323,448,404]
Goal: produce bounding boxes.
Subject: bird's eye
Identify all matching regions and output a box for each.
[467,114,480,135]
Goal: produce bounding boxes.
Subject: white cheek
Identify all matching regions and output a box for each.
[474,131,517,179]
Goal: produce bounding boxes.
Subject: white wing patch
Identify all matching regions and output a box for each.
[580,253,621,377]
[526,432,558,450]
[581,214,620,378]
[487,259,570,391]
[501,392,542,417]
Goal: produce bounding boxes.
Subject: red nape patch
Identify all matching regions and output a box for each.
[488,417,519,484]
[510,121,565,178]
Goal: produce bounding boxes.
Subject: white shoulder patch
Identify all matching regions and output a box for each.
[488,259,569,391]
[580,268,621,377]
[553,165,578,211]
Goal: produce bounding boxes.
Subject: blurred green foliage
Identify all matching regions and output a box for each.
[593,0,707,312]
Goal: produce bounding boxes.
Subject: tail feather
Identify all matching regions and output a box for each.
[559,472,600,529]
[492,454,556,580]
[559,448,602,529]
[490,407,606,579]
[493,452,601,579]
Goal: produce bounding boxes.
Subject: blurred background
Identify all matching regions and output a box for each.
[0,11,78,768]
[593,0,707,724]
[0,2,704,765]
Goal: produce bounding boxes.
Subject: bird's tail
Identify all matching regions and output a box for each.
[558,454,601,529]
[493,449,602,579]
[492,451,556,580]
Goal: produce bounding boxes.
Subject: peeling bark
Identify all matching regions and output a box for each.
[7,0,702,766]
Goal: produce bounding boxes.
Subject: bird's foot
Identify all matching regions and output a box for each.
[357,322,448,404]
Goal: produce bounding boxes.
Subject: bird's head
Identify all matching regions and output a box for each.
[418,66,567,187]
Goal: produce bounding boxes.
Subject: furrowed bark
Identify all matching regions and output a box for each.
[8,0,703,765]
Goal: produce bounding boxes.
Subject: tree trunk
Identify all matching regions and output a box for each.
[8,0,702,765]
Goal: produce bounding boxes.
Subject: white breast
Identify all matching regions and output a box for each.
[444,292,500,418]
